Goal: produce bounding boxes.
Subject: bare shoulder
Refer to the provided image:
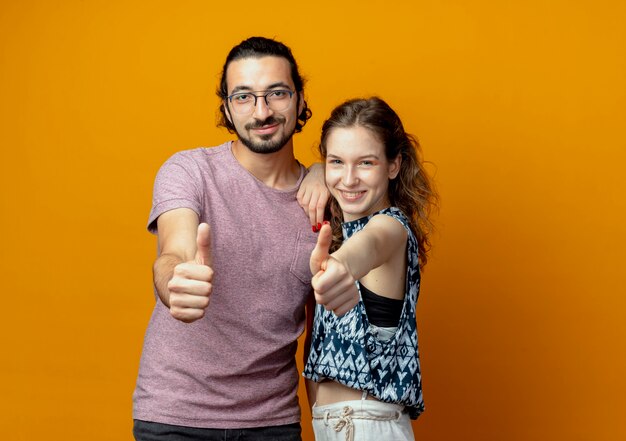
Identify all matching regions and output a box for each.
[360,214,409,299]
[365,213,408,240]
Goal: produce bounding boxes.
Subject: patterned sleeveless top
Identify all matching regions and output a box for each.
[303,207,424,419]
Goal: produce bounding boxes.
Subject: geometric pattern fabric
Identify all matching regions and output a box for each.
[303,207,424,419]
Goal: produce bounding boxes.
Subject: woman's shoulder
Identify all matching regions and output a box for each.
[365,210,409,247]
[370,207,410,230]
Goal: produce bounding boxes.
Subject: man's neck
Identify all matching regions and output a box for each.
[231,139,301,190]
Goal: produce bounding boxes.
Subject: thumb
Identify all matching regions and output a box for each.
[194,223,212,266]
[310,222,331,275]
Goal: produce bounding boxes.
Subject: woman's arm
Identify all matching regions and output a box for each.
[310,215,407,315]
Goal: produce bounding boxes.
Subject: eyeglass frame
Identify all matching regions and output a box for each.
[225,89,296,115]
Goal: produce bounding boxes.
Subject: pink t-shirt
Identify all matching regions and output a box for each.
[133,142,317,428]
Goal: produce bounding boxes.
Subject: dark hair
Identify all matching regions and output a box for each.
[319,97,438,267]
[216,36,312,133]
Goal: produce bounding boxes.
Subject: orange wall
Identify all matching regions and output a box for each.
[1,1,625,440]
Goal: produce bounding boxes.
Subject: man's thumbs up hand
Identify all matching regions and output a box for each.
[168,223,214,323]
[194,223,212,266]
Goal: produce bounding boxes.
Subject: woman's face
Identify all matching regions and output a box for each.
[324,125,401,221]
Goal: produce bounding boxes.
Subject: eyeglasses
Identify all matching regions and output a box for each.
[226,89,295,115]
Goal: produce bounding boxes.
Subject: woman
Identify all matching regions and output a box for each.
[303,97,437,441]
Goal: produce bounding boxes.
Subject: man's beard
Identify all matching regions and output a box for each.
[237,116,295,154]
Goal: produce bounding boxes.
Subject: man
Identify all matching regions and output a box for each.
[133,37,326,441]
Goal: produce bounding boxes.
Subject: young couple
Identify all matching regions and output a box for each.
[133,36,437,441]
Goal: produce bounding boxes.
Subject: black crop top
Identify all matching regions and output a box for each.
[360,284,404,327]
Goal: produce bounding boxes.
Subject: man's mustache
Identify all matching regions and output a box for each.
[245,116,285,130]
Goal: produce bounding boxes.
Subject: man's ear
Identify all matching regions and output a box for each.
[297,92,305,116]
[223,101,233,125]
[389,154,402,180]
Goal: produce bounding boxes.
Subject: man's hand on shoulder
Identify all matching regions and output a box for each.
[297,162,329,231]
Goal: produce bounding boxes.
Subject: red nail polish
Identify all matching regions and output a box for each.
[317,223,322,230]
[323,221,330,226]
[312,226,318,233]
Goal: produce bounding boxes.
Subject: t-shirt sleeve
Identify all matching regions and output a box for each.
[147,151,204,234]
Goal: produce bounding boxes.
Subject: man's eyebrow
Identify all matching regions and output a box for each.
[229,82,292,95]
[265,82,292,90]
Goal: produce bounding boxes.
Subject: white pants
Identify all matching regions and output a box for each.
[312,397,415,441]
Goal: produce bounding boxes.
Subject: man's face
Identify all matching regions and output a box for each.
[224,56,302,154]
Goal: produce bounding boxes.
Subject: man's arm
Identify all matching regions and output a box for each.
[153,208,214,323]
[297,162,329,230]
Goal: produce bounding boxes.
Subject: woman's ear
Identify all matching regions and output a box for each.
[388,154,402,179]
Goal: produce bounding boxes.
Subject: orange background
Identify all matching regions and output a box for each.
[1,1,625,440]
